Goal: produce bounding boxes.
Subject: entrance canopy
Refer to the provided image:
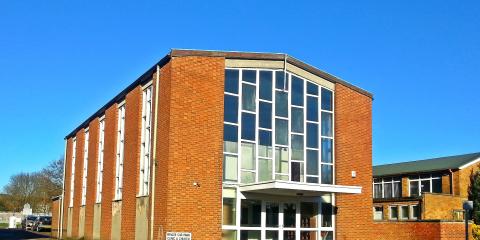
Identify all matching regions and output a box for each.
[239,180,361,197]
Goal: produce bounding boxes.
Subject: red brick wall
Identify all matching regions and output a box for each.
[334,83,373,240]
[121,85,143,239]
[72,130,85,237]
[51,198,60,238]
[374,221,472,240]
[152,56,224,239]
[100,104,119,240]
[84,118,99,239]
[62,138,73,237]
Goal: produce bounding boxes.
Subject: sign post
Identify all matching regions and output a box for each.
[463,201,473,240]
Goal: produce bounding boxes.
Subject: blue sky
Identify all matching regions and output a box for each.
[0,1,479,190]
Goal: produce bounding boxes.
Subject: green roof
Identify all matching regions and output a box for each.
[373,152,480,177]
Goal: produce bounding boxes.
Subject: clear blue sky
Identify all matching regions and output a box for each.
[0,1,479,190]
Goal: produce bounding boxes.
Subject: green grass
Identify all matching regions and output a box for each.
[0,222,8,229]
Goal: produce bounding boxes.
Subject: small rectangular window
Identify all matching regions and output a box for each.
[306,150,319,176]
[275,71,287,90]
[242,84,256,112]
[321,165,333,184]
[222,188,236,225]
[223,124,238,153]
[241,142,255,171]
[258,130,272,158]
[225,69,239,94]
[258,158,273,182]
[307,82,319,95]
[242,70,256,84]
[291,107,304,133]
[321,112,333,137]
[321,88,333,111]
[241,199,261,227]
[223,155,238,182]
[400,206,409,220]
[224,95,238,123]
[432,178,442,193]
[259,102,272,129]
[241,113,256,141]
[275,119,288,145]
[306,96,318,122]
[306,123,319,148]
[291,76,304,106]
[389,206,398,220]
[275,147,289,176]
[275,91,288,117]
[321,138,333,163]
[291,135,304,160]
[411,205,420,219]
[259,71,272,101]
[373,206,383,220]
[410,181,419,197]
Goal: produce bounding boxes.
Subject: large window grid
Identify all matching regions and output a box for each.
[95,118,105,203]
[409,174,442,197]
[114,104,125,200]
[69,138,77,207]
[81,129,89,206]
[223,68,334,185]
[139,84,153,196]
[372,177,401,199]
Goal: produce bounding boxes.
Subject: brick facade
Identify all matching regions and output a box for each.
[72,130,85,237]
[84,118,99,239]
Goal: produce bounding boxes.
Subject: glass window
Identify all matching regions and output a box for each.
[291,107,304,133]
[291,135,304,160]
[321,112,333,137]
[374,184,383,198]
[320,232,333,240]
[259,158,273,182]
[306,176,319,183]
[222,188,236,225]
[241,142,255,170]
[306,96,318,122]
[421,180,430,193]
[242,70,256,84]
[259,102,272,129]
[393,181,401,198]
[321,138,333,163]
[241,113,255,140]
[275,91,288,117]
[321,195,333,227]
[432,178,442,193]
[321,88,333,111]
[410,181,419,197]
[401,206,409,220]
[307,82,319,95]
[240,231,260,240]
[223,155,238,181]
[223,124,238,153]
[259,71,273,101]
[266,231,278,240]
[306,150,319,176]
[224,95,238,123]
[374,206,383,220]
[225,69,239,94]
[266,202,279,227]
[275,147,289,175]
[283,203,296,227]
[301,202,318,228]
[390,206,398,219]
[275,119,288,145]
[242,84,256,111]
[306,123,319,148]
[284,231,296,240]
[384,182,392,198]
[291,162,304,182]
[241,199,261,227]
[241,171,255,184]
[258,130,272,158]
[321,165,333,184]
[411,205,420,219]
[275,71,287,90]
[222,230,237,240]
[291,76,304,106]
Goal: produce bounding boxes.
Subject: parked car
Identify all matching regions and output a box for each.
[32,216,52,232]
[21,215,38,230]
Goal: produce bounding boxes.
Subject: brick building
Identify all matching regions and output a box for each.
[372,152,480,221]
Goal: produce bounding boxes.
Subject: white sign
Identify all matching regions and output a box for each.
[166,232,192,240]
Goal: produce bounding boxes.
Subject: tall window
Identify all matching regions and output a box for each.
[69,138,77,207]
[114,104,125,200]
[95,118,105,203]
[373,177,401,199]
[139,85,153,196]
[81,130,89,206]
[223,69,334,184]
[409,173,442,196]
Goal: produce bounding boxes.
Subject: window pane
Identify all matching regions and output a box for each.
[393,182,401,198]
[266,202,279,227]
[321,197,333,227]
[242,70,256,84]
[222,230,237,240]
[241,113,255,141]
[412,205,420,219]
[259,159,273,182]
[259,102,272,129]
[321,138,333,163]
[321,88,333,111]
[241,199,261,227]
[241,142,255,170]
[283,203,296,227]
[259,71,272,100]
[275,71,286,90]
[241,171,255,184]
[291,76,304,106]
[291,162,304,182]
[275,147,289,175]
[225,69,239,94]
[374,206,384,220]
[307,177,318,183]
[275,119,288,145]
[301,202,318,228]
[223,155,238,181]
[307,123,319,148]
[223,124,238,153]
[306,150,319,175]
[275,91,288,117]
[222,188,236,225]
[384,182,392,198]
[307,96,318,122]
[291,135,304,160]
[242,84,256,111]
[410,181,419,197]
[321,112,333,137]
[307,82,319,95]
[321,165,333,184]
[401,206,409,219]
[374,184,383,198]
[421,180,430,193]
[240,231,260,240]
[284,231,296,240]
[266,231,278,240]
[432,178,442,193]
[291,107,304,133]
[390,206,398,219]
[224,95,238,123]
[259,130,272,158]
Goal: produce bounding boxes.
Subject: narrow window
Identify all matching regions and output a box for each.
[69,138,77,207]
[139,85,153,196]
[114,104,125,200]
[373,206,383,220]
[389,206,398,220]
[95,118,105,203]
[81,129,89,206]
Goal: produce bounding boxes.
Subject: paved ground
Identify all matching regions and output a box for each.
[0,229,52,240]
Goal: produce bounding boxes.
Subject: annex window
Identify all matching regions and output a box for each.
[69,138,77,207]
[410,205,420,220]
[114,104,125,200]
[400,205,409,220]
[95,117,105,203]
[373,206,383,220]
[409,173,442,196]
[81,129,89,206]
[389,205,398,220]
[372,177,401,199]
[139,85,153,196]
[223,69,334,185]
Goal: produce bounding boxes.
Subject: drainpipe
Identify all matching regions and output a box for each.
[449,169,454,195]
[150,65,160,240]
[59,139,67,239]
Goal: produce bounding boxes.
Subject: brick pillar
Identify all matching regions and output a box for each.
[85,118,99,240]
[402,176,409,197]
[62,138,73,237]
[72,130,85,238]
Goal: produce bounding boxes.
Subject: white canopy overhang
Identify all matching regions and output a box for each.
[238,181,362,197]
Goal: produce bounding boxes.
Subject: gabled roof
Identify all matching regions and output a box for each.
[373,152,480,177]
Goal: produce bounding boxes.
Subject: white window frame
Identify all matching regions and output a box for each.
[410,205,419,220]
[95,117,105,203]
[373,206,384,221]
[81,129,89,206]
[139,84,153,196]
[372,177,402,199]
[408,174,442,196]
[389,205,399,220]
[114,103,125,200]
[399,205,409,220]
[69,137,77,207]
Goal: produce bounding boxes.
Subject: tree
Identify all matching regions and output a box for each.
[468,168,480,224]
[3,172,39,212]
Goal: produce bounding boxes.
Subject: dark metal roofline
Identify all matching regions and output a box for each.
[65,48,373,139]
[170,49,374,99]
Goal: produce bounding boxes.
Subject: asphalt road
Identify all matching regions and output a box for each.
[0,229,52,240]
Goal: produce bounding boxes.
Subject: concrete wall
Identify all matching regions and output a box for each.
[111,201,122,240]
[92,203,101,240]
[135,197,149,240]
[78,206,85,238]
[67,207,73,237]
